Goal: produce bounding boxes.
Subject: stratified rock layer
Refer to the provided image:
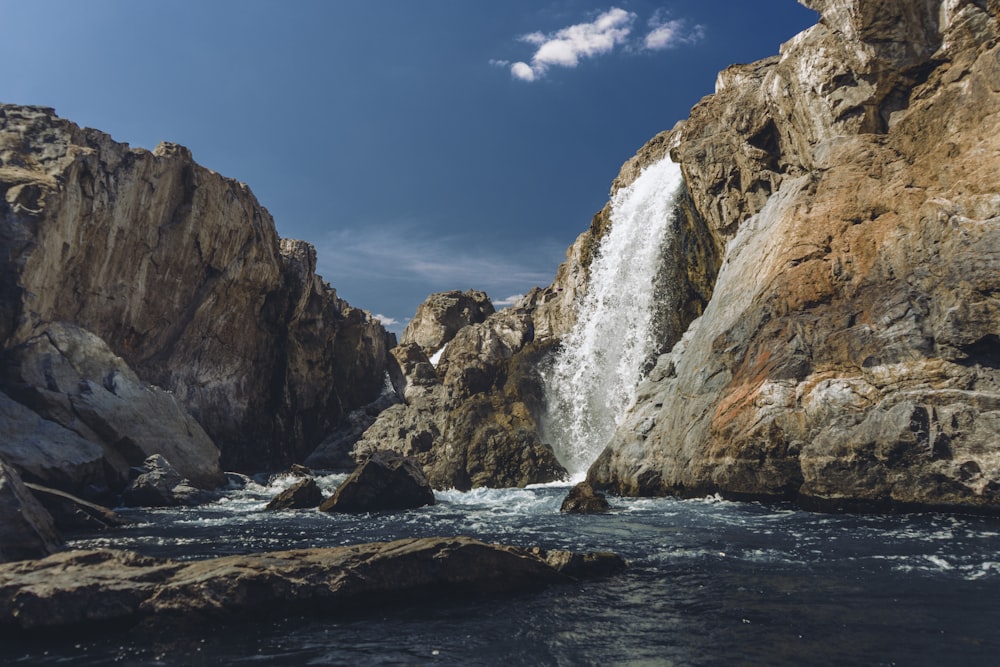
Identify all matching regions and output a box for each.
[590,0,1000,512]
[0,105,394,476]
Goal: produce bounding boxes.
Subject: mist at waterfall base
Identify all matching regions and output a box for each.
[7,160,1000,667]
[5,475,1000,666]
[542,158,684,477]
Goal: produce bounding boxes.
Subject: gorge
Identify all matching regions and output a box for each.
[3,0,1000,664]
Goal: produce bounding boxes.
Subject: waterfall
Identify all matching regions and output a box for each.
[541,157,683,477]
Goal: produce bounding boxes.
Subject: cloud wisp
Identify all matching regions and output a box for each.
[315,222,563,323]
[644,12,706,51]
[498,6,705,82]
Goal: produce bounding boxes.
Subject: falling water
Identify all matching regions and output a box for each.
[542,157,684,477]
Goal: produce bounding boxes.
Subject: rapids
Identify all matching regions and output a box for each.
[4,476,1000,666]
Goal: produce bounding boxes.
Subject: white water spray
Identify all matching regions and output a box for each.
[542,157,684,477]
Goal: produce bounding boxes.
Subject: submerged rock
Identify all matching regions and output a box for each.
[0,537,624,634]
[319,450,434,513]
[560,482,611,514]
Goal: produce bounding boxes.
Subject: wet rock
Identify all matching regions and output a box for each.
[0,459,62,562]
[265,477,324,510]
[560,482,611,514]
[120,455,216,508]
[541,549,626,578]
[319,450,434,513]
[0,537,623,634]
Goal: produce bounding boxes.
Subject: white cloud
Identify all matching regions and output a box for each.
[644,13,705,50]
[372,313,400,326]
[496,7,706,81]
[511,61,536,82]
[509,7,636,82]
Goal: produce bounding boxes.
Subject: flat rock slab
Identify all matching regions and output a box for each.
[0,537,624,635]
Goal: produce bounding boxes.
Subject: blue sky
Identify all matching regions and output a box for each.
[0,1,816,333]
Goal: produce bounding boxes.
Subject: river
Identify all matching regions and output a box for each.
[3,473,1000,666]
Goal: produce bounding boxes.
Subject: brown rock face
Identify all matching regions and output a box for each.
[590,0,1000,512]
[0,105,394,474]
[354,309,567,490]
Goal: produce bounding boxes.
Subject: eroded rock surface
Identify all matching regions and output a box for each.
[0,537,625,634]
[590,0,1000,512]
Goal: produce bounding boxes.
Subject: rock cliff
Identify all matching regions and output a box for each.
[0,105,394,492]
[589,0,1000,512]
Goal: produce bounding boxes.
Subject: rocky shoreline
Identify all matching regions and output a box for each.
[0,537,625,636]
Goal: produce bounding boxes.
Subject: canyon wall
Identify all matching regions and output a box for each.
[590,0,1000,512]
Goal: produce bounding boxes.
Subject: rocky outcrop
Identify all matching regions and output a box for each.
[0,537,625,634]
[319,450,435,512]
[589,0,1000,512]
[353,306,567,490]
[0,104,394,476]
[560,482,610,514]
[400,289,494,356]
[0,459,62,562]
[120,454,216,508]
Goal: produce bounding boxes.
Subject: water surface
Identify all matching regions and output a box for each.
[4,475,1000,666]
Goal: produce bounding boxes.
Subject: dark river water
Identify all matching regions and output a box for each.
[3,473,1000,666]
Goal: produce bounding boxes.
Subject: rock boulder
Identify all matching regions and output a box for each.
[560,482,611,514]
[319,450,434,512]
[266,477,324,510]
[121,455,216,508]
